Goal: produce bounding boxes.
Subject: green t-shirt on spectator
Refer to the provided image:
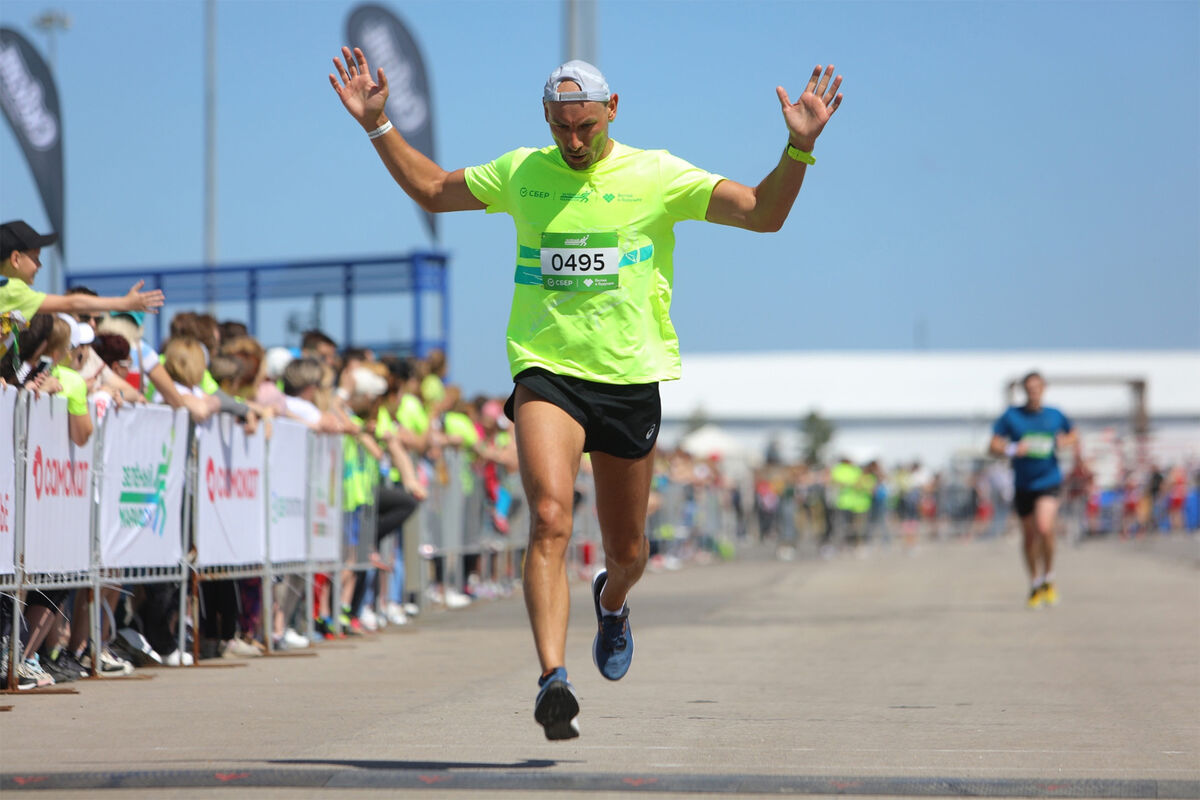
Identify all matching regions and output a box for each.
[51,364,88,416]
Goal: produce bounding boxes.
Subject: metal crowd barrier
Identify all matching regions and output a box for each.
[2,382,742,690]
[1,389,360,687]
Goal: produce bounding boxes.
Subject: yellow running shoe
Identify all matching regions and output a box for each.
[1042,583,1059,606]
[1026,585,1045,609]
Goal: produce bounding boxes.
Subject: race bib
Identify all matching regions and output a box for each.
[1020,433,1055,458]
[540,232,620,292]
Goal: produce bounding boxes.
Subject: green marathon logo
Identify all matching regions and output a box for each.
[603,193,615,203]
[270,490,304,524]
[117,440,172,536]
[559,189,592,203]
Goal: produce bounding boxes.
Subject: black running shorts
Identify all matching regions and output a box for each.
[504,367,661,459]
[1013,486,1061,518]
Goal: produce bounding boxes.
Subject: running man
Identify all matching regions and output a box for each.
[989,372,1076,609]
[330,50,844,739]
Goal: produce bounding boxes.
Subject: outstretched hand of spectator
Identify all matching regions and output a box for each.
[125,280,166,313]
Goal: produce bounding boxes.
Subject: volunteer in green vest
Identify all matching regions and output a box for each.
[330,49,845,740]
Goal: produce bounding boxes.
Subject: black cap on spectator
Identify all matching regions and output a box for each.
[1,220,58,262]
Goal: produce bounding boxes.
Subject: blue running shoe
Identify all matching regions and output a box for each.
[534,667,580,740]
[591,570,633,681]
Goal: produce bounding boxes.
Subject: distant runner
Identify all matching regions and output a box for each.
[330,50,844,739]
[989,372,1076,608]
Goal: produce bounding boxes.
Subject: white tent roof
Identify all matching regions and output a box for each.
[660,350,1200,421]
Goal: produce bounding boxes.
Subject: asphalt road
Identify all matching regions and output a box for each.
[2,533,1197,798]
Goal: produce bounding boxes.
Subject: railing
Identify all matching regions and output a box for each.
[2,384,745,690]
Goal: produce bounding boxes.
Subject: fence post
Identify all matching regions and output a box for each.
[7,392,29,690]
[178,428,198,664]
[262,428,275,653]
[303,432,315,641]
[89,409,109,674]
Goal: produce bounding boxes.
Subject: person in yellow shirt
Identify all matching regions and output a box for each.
[330,50,844,739]
[1,220,163,365]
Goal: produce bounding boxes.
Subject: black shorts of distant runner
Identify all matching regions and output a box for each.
[1013,485,1061,518]
[504,367,661,459]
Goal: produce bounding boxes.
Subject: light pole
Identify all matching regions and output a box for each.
[563,0,596,64]
[33,9,70,293]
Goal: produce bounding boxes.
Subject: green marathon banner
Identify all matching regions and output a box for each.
[98,404,188,568]
[267,419,309,563]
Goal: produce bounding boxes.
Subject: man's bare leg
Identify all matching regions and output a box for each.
[591,448,655,613]
[514,386,585,673]
[1034,495,1058,577]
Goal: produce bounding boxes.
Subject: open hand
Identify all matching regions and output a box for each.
[329,46,389,130]
[126,280,165,313]
[777,65,844,152]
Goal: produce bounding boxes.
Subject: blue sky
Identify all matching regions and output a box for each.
[2,0,1197,395]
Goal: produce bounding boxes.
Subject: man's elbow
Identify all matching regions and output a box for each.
[745,213,785,234]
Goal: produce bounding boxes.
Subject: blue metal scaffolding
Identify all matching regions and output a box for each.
[65,251,449,356]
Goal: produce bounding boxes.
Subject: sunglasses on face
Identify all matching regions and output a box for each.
[77,314,103,324]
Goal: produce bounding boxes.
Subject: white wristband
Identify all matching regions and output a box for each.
[1005,442,1018,457]
[367,120,393,140]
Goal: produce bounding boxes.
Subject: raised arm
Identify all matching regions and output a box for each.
[329,46,484,214]
[706,64,844,233]
[38,280,164,316]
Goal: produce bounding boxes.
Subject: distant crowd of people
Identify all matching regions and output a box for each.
[747,453,1200,553]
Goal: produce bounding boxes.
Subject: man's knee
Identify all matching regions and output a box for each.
[530,496,573,544]
[605,533,648,570]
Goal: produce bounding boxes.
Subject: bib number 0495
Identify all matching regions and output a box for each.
[540,232,620,292]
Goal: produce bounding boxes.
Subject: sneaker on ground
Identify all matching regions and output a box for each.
[162,649,194,667]
[4,666,39,690]
[359,607,380,631]
[385,602,408,626]
[1042,582,1059,606]
[117,627,163,666]
[55,650,90,679]
[534,667,580,741]
[403,602,420,617]
[221,638,262,658]
[1026,585,1045,610]
[98,647,135,675]
[444,589,472,609]
[591,569,634,681]
[40,653,80,683]
[282,628,310,649]
[20,656,56,688]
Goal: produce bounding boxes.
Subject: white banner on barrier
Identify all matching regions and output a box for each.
[267,419,308,563]
[0,385,17,574]
[195,414,266,567]
[308,434,343,562]
[98,404,188,568]
[24,394,92,574]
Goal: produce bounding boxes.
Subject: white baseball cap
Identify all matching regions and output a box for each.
[544,60,611,102]
[57,312,95,348]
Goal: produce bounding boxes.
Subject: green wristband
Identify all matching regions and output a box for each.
[785,143,816,165]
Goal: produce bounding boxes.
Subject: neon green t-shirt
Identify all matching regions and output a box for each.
[375,406,403,484]
[51,364,88,416]
[396,393,429,435]
[0,278,46,359]
[463,141,723,384]
[420,373,445,406]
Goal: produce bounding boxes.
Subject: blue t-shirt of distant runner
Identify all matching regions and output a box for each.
[993,405,1073,492]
